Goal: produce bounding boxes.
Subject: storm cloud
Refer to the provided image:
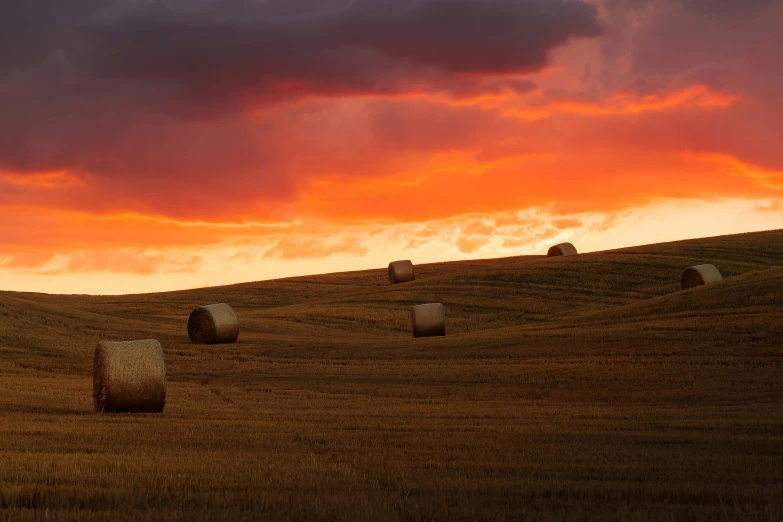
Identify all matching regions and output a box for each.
[3,0,604,110]
[583,0,783,171]
[0,0,603,215]
[1,0,780,223]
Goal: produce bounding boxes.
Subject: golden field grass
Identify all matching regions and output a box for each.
[0,229,781,521]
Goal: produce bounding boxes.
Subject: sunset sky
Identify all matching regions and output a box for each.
[1,0,782,294]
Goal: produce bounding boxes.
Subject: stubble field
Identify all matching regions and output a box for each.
[0,229,781,521]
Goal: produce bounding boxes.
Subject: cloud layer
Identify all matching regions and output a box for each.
[0,0,782,288]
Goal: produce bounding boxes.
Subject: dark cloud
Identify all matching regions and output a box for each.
[679,0,777,17]
[593,0,783,94]
[77,0,602,85]
[628,3,781,82]
[0,0,103,74]
[3,0,603,105]
[0,0,603,216]
[600,0,775,17]
[558,0,783,171]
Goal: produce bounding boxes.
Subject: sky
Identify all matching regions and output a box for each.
[1,0,782,295]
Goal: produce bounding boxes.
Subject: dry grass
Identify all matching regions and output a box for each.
[0,229,781,520]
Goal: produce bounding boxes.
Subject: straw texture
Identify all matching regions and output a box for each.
[187,303,239,344]
[681,264,723,290]
[411,303,446,338]
[93,339,166,413]
[388,260,415,284]
[547,242,578,257]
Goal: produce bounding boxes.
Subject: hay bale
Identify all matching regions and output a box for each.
[388,260,415,284]
[93,339,166,413]
[681,264,723,290]
[411,303,445,337]
[547,242,578,257]
[187,303,239,344]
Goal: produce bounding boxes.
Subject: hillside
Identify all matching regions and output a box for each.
[0,229,781,521]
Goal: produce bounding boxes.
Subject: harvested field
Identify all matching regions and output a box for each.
[0,229,781,521]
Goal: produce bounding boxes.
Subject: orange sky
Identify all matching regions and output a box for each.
[0,0,781,294]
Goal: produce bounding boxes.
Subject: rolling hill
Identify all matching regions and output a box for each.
[0,229,781,521]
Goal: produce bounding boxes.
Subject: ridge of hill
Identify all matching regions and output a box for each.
[1,228,781,364]
[0,229,780,520]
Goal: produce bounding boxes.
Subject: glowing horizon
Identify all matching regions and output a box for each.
[1,0,781,294]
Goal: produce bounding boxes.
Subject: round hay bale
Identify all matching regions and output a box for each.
[388,260,415,284]
[411,303,445,338]
[547,242,578,257]
[187,303,239,344]
[681,264,723,290]
[93,339,166,413]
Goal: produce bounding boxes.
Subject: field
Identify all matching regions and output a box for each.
[0,229,782,521]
